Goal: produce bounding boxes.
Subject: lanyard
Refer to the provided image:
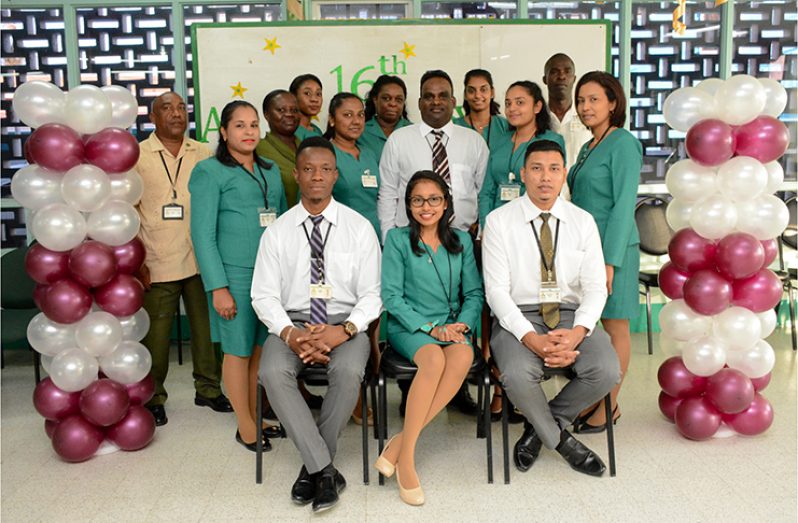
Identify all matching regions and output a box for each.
[530,217,561,282]
[567,126,611,191]
[302,218,334,257]
[422,243,455,318]
[468,114,493,148]
[239,164,270,209]
[158,151,183,200]
[507,132,532,180]
[302,217,334,283]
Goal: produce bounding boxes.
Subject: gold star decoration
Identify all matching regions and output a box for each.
[230,82,248,99]
[399,42,416,59]
[262,37,281,55]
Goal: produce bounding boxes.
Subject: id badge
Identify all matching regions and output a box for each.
[361,169,378,188]
[499,184,520,201]
[309,283,333,300]
[162,203,184,220]
[539,281,561,304]
[258,207,277,228]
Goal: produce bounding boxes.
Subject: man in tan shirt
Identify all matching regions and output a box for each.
[136,92,231,425]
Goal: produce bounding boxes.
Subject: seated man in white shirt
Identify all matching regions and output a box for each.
[482,139,620,477]
[252,137,382,512]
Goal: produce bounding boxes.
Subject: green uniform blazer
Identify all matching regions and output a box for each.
[332,144,381,239]
[256,134,300,208]
[453,114,512,153]
[295,123,323,143]
[357,117,411,164]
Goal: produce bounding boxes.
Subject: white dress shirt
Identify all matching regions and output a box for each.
[482,195,607,341]
[251,198,382,337]
[548,105,593,200]
[378,120,489,242]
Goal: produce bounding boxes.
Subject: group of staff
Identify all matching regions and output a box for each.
[133,52,643,512]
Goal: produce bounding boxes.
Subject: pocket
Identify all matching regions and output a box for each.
[556,248,585,287]
[449,163,473,194]
[325,251,355,291]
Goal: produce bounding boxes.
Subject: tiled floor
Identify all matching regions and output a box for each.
[2,329,796,523]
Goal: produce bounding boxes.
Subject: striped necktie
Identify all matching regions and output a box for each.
[431,130,451,185]
[309,215,327,324]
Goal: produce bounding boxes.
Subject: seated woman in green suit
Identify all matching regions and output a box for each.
[358,74,411,163]
[453,69,511,152]
[290,73,324,142]
[190,100,287,452]
[256,89,300,208]
[375,171,484,506]
[479,81,566,229]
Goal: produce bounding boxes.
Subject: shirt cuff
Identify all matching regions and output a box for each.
[573,314,598,336]
[506,315,537,342]
[346,311,368,334]
[270,316,294,338]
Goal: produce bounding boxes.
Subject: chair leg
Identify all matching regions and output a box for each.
[604,392,616,477]
[476,377,485,439]
[370,379,379,440]
[501,388,510,484]
[32,350,41,384]
[484,369,493,484]
[645,285,653,356]
[361,379,369,485]
[789,284,797,351]
[256,383,264,484]
[176,311,184,365]
[377,374,386,486]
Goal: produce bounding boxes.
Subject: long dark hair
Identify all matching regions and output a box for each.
[404,171,463,257]
[575,71,627,128]
[365,75,409,121]
[462,69,500,116]
[215,100,272,170]
[323,92,363,140]
[505,81,551,136]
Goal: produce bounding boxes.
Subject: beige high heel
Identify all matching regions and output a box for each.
[374,436,397,477]
[395,465,424,506]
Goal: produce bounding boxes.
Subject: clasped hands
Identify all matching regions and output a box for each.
[282,323,349,365]
[521,326,588,368]
[429,322,469,343]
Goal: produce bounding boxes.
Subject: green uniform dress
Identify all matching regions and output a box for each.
[567,128,642,319]
[332,144,381,239]
[256,133,299,208]
[295,122,323,142]
[189,157,288,356]
[453,114,512,153]
[381,227,484,361]
[478,129,566,228]
[357,117,411,164]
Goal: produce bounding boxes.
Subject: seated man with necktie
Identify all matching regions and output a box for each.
[251,136,382,512]
[482,139,620,477]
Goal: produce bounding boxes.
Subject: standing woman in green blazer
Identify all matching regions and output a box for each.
[190,100,288,451]
[567,71,642,432]
[375,171,484,506]
[453,69,511,152]
[290,74,324,142]
[358,74,411,163]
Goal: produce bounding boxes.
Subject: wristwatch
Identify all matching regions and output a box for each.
[342,321,358,339]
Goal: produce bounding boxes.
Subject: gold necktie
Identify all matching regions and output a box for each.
[539,213,560,329]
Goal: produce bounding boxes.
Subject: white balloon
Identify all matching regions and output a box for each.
[763,161,784,195]
[75,311,123,358]
[87,200,141,246]
[64,84,113,135]
[31,202,87,252]
[49,347,99,392]
[735,195,790,240]
[665,198,695,231]
[756,309,777,339]
[712,422,737,439]
[726,339,775,378]
[682,336,727,377]
[758,78,788,118]
[101,85,139,129]
[118,308,151,342]
[715,75,767,126]
[41,354,54,374]
[662,87,717,132]
[712,306,762,352]
[12,81,66,128]
[61,164,111,212]
[659,299,712,342]
[27,313,77,356]
[665,160,717,202]
[10,164,64,210]
[658,333,688,357]
[696,78,724,97]
[716,156,768,201]
[689,196,738,240]
[99,340,152,384]
[107,169,144,205]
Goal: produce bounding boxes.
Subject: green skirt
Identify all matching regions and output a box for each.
[207,264,268,357]
[602,243,641,320]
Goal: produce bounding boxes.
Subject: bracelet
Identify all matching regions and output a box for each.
[283,326,295,344]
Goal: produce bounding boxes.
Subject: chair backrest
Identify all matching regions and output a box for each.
[782,195,797,251]
[635,196,673,256]
[1,246,37,310]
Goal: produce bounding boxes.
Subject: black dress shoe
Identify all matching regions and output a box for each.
[291,466,316,505]
[304,392,325,410]
[513,422,542,472]
[147,405,168,426]
[556,431,606,477]
[235,430,272,453]
[263,424,284,438]
[312,465,343,513]
[449,383,478,415]
[195,393,234,412]
[574,406,620,434]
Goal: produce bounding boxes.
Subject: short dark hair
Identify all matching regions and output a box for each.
[262,88,290,116]
[296,136,335,162]
[575,71,627,128]
[506,81,551,136]
[216,100,272,170]
[523,139,565,165]
[420,70,453,93]
[462,69,500,116]
[365,75,408,121]
[289,74,323,95]
[324,92,363,140]
[544,53,575,75]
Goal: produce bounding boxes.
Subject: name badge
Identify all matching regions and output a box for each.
[259,208,277,228]
[499,184,521,201]
[309,283,333,300]
[162,203,184,220]
[539,281,561,304]
[361,170,378,188]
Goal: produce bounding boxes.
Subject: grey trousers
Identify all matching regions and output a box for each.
[491,308,620,449]
[259,313,369,474]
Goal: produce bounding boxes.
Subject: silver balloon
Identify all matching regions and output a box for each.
[756,309,777,338]
[101,85,139,129]
[10,164,64,210]
[12,81,66,128]
[715,75,767,126]
[87,200,141,246]
[659,299,712,342]
[682,336,727,377]
[75,311,123,358]
[31,202,88,252]
[99,340,152,384]
[716,156,767,202]
[726,339,775,379]
[712,306,762,352]
[108,169,144,205]
[27,312,77,356]
[49,347,99,392]
[665,198,694,231]
[696,78,724,97]
[61,164,111,212]
[118,308,151,342]
[763,161,784,195]
[662,87,717,132]
[689,196,738,240]
[64,84,113,135]
[758,78,788,118]
[665,160,717,202]
[735,194,790,240]
[41,354,54,374]
[658,333,687,357]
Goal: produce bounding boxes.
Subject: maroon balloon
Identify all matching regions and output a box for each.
[106,405,156,451]
[24,138,34,163]
[84,128,140,174]
[658,262,691,300]
[668,228,717,273]
[125,374,155,406]
[760,239,778,269]
[33,377,81,421]
[42,278,92,324]
[27,123,84,172]
[658,391,683,423]
[25,243,70,284]
[45,419,59,439]
[683,269,732,316]
[732,269,782,313]
[722,393,773,436]
[734,116,790,163]
[685,119,735,167]
[750,372,771,392]
[33,283,48,310]
[51,415,104,462]
[657,356,708,398]
[715,233,765,280]
[674,396,721,440]
[68,240,117,288]
[113,238,146,274]
[79,378,131,427]
[94,273,144,317]
[705,368,755,415]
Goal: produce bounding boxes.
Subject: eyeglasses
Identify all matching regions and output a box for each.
[408,195,445,208]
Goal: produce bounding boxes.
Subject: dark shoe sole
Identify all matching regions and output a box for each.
[194,396,234,412]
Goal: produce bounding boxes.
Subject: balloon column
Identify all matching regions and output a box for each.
[657,75,788,441]
[12,81,156,462]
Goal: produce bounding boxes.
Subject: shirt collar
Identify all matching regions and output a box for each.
[419,120,454,138]
[294,197,339,227]
[520,195,568,224]
[147,132,195,157]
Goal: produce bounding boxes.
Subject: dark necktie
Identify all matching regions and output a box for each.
[309,215,327,324]
[431,130,451,185]
[539,213,560,329]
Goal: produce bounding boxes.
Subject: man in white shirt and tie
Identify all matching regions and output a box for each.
[251,137,382,512]
[482,139,620,477]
